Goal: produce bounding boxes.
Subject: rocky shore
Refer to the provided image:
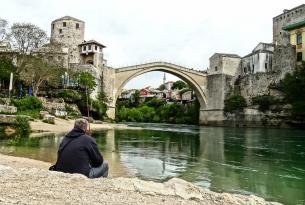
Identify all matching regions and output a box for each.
[0,154,282,205]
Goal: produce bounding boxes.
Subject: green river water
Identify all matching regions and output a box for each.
[0,123,304,205]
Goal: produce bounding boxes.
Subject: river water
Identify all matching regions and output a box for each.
[0,123,304,205]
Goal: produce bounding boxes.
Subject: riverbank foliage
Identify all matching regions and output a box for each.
[278,63,305,119]
[13,116,31,137]
[224,93,247,113]
[116,98,199,124]
[251,95,279,112]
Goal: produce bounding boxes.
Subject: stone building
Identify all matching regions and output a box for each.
[283,19,305,62]
[79,40,106,71]
[208,53,241,76]
[48,16,108,98]
[240,43,274,75]
[273,4,305,46]
[50,16,85,65]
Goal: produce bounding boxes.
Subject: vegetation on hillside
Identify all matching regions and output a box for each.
[224,91,247,113]
[116,97,199,124]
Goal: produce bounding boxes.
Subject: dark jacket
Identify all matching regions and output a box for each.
[56,128,103,177]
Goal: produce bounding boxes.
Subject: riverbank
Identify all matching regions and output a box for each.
[29,118,128,133]
[0,154,281,205]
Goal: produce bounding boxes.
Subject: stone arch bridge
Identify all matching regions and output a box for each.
[102,61,231,125]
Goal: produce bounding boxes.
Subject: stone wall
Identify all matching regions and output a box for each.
[272,45,296,77]
[201,74,233,125]
[238,44,296,103]
[273,4,305,45]
[101,66,115,118]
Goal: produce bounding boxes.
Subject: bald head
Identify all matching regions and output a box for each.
[74,118,89,132]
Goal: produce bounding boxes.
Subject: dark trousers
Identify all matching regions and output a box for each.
[88,161,109,178]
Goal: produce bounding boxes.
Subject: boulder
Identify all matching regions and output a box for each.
[42,114,55,124]
[0,105,17,114]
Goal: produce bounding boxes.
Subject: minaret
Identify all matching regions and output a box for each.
[163,73,166,84]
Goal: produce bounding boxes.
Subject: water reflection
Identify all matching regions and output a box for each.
[0,124,304,205]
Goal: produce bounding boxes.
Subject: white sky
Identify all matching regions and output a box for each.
[1,0,304,89]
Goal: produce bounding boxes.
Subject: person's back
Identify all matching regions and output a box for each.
[55,119,108,178]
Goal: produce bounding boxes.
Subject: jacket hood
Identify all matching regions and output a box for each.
[66,128,86,138]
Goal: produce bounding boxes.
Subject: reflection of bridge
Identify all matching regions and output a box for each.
[103,61,233,125]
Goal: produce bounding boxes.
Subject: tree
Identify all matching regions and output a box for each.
[0,57,15,85]
[279,63,305,117]
[131,90,140,106]
[17,54,63,96]
[79,71,97,91]
[10,23,48,53]
[159,84,166,91]
[0,18,8,42]
[224,94,247,113]
[172,80,187,90]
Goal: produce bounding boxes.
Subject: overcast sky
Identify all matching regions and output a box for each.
[1,0,304,89]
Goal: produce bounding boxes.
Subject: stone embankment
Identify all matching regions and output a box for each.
[0,154,282,205]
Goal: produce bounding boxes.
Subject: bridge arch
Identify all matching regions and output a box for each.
[112,62,208,118]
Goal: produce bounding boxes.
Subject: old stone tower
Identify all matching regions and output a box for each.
[50,16,85,64]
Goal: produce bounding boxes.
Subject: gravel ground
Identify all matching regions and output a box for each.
[0,154,282,205]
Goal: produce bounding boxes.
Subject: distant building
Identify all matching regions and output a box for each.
[120,89,136,99]
[164,81,174,90]
[181,90,193,102]
[241,43,274,75]
[273,4,305,46]
[208,53,241,76]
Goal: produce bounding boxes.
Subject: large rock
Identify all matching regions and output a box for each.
[0,104,17,114]
[42,114,55,124]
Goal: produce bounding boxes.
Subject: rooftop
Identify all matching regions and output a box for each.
[273,4,305,19]
[79,40,106,48]
[210,53,241,59]
[283,18,305,31]
[52,16,84,23]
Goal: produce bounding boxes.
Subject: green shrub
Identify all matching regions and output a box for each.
[56,89,82,103]
[91,100,107,120]
[224,94,247,113]
[17,110,40,119]
[12,96,42,111]
[278,64,305,117]
[252,95,277,112]
[127,108,143,122]
[65,104,81,118]
[13,116,31,137]
[144,98,165,109]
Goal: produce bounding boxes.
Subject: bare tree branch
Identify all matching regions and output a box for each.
[10,23,48,54]
[0,18,8,42]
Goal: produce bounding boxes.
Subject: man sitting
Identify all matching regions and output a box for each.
[55,118,108,178]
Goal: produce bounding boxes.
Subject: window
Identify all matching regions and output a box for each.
[63,22,66,27]
[252,64,254,73]
[244,67,246,73]
[83,46,86,51]
[297,33,302,45]
[76,23,79,29]
[215,66,218,71]
[297,52,303,62]
[95,45,98,50]
[59,29,62,34]
[52,24,54,30]
[265,63,268,69]
[88,45,91,50]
